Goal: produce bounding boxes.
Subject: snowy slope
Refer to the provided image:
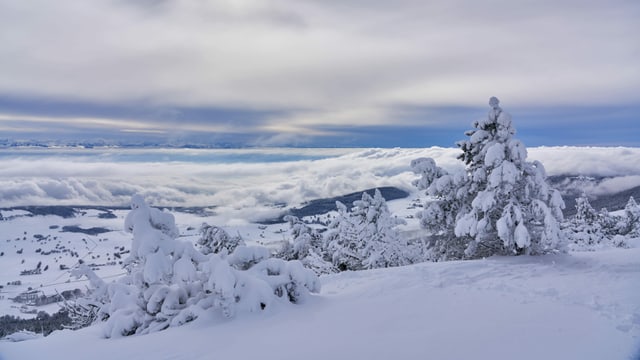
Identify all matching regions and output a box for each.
[2,247,639,360]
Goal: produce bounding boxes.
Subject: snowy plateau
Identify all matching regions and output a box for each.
[0,146,639,360]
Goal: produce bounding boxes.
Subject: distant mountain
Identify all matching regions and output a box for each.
[0,139,247,149]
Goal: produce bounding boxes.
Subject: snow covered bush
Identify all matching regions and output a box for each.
[351,189,413,269]
[280,215,335,275]
[197,223,244,255]
[564,194,613,251]
[71,195,320,338]
[617,196,640,237]
[412,97,565,260]
[324,190,414,270]
[563,194,639,251]
[324,201,362,271]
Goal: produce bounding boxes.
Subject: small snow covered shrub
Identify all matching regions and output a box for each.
[412,97,566,260]
[72,195,320,338]
[324,201,362,271]
[563,193,627,251]
[561,194,640,251]
[197,223,244,255]
[617,196,640,237]
[280,215,335,275]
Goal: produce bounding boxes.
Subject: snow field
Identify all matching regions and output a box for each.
[2,246,639,360]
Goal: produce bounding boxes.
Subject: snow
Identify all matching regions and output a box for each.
[514,222,531,248]
[1,330,42,343]
[2,248,639,359]
[484,142,505,166]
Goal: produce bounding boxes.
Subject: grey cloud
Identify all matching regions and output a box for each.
[0,0,637,113]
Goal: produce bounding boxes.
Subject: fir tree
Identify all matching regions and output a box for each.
[352,189,411,269]
[324,190,412,270]
[324,201,362,271]
[618,196,640,236]
[564,193,607,250]
[412,97,565,259]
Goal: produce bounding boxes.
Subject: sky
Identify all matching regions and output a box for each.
[0,0,638,147]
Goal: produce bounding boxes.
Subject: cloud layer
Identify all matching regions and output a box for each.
[2,0,637,108]
[1,147,639,223]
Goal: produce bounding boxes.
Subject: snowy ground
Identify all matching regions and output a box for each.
[2,246,639,360]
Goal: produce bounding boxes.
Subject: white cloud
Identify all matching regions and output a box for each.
[528,147,640,178]
[2,147,639,224]
[0,113,248,136]
[0,0,637,132]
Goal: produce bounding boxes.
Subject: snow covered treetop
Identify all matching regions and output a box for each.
[489,96,500,109]
[125,195,179,240]
[131,194,146,210]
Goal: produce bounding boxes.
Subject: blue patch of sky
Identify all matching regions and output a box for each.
[309,104,640,148]
[514,105,640,147]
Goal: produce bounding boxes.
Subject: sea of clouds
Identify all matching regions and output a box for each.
[1,147,639,223]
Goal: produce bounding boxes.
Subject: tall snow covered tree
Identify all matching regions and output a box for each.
[412,97,565,260]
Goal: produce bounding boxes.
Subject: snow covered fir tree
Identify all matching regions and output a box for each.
[411,97,565,260]
[564,193,607,250]
[324,189,414,270]
[619,196,640,237]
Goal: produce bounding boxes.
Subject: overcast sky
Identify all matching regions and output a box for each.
[0,0,638,147]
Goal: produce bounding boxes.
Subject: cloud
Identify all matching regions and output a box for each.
[0,113,252,136]
[0,0,637,113]
[2,147,639,224]
[528,147,640,177]
[0,1,638,147]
